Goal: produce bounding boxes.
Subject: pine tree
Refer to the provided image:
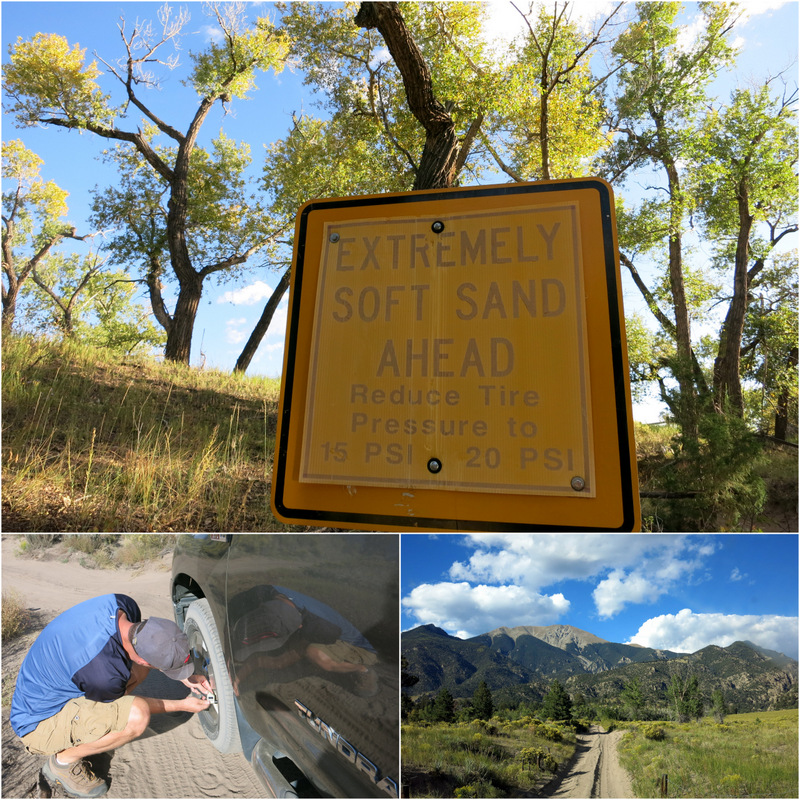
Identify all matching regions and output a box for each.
[542,679,572,721]
[472,680,494,720]
[432,687,455,723]
[711,689,727,723]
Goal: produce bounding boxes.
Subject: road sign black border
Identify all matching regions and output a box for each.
[273,180,637,531]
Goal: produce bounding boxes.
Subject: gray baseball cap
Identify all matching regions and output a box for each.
[131,618,194,680]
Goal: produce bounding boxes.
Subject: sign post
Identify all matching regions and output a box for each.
[272,179,640,531]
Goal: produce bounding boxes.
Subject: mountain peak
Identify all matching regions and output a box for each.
[489,624,609,650]
[410,623,453,638]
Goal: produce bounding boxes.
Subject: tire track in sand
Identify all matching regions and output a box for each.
[546,725,634,799]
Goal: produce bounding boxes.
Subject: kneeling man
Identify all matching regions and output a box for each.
[10,593,211,798]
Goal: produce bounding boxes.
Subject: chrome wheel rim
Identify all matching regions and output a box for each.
[186,624,220,728]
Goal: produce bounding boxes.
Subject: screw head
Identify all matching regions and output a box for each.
[570,476,586,492]
[329,232,340,243]
[427,458,442,474]
[431,221,445,234]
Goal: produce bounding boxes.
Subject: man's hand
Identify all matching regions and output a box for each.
[182,694,211,713]
[182,673,212,694]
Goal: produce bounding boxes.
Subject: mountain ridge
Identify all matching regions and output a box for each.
[402,623,798,713]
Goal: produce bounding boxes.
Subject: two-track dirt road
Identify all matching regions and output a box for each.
[545,725,634,799]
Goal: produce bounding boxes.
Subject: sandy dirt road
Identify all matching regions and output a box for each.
[1,535,265,798]
[545,725,634,799]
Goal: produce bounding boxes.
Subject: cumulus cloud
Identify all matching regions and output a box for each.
[446,534,714,619]
[402,581,570,639]
[218,281,275,306]
[627,608,799,659]
[593,569,664,618]
[224,317,248,344]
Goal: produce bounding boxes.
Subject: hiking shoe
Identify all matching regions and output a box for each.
[43,755,108,798]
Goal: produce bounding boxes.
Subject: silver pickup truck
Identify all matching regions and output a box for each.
[171,534,399,798]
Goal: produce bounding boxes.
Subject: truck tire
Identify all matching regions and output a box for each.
[184,598,242,753]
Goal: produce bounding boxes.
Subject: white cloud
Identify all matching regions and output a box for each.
[410,534,715,630]
[731,567,746,582]
[402,581,570,639]
[200,23,225,45]
[627,608,799,659]
[448,534,711,619]
[224,317,248,344]
[593,569,664,618]
[218,281,276,306]
[403,535,726,637]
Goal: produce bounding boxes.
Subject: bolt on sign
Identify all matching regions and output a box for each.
[272,179,640,531]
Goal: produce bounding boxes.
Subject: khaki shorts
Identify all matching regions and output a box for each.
[21,695,137,756]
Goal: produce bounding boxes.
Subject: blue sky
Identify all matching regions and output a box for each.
[3,2,798,418]
[401,534,799,659]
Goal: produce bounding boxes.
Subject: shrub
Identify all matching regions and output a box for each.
[2,591,31,640]
[519,747,558,773]
[642,724,666,741]
[116,534,176,566]
[65,534,120,554]
[22,534,60,551]
[540,724,564,742]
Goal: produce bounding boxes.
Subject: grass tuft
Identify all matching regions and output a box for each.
[1,590,32,640]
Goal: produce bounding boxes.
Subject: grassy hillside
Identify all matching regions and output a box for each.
[617,710,798,798]
[2,335,302,532]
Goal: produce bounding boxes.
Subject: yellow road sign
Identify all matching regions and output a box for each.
[272,179,640,531]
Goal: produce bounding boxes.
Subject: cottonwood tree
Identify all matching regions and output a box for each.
[691,80,798,419]
[668,672,703,722]
[621,676,646,720]
[739,251,798,439]
[239,105,411,373]
[28,251,105,337]
[231,1,483,370]
[282,0,493,191]
[2,140,89,332]
[23,250,165,354]
[487,1,624,182]
[604,1,739,445]
[3,3,289,363]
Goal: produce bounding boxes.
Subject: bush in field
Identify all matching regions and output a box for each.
[540,724,564,742]
[20,534,60,552]
[1,591,31,640]
[519,746,558,773]
[454,782,502,798]
[642,723,666,741]
[402,714,577,798]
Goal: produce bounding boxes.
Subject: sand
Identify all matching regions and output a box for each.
[1,535,265,798]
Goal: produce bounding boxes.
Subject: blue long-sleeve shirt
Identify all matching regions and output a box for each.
[10,594,141,737]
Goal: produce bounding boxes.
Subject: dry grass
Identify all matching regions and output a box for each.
[1,591,32,641]
[2,335,300,532]
[617,711,798,797]
[402,717,578,797]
